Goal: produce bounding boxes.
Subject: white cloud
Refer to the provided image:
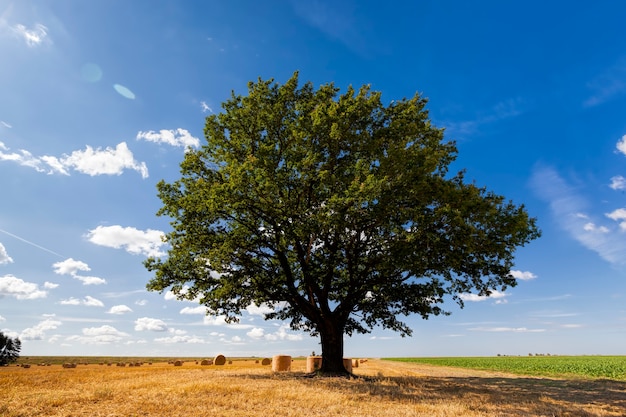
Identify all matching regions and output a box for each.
[43,282,59,289]
[0,121,11,128]
[610,175,626,191]
[246,303,275,316]
[20,318,62,340]
[86,225,166,257]
[246,324,303,341]
[203,315,228,326]
[60,142,148,178]
[135,317,168,332]
[617,135,626,156]
[53,258,90,275]
[0,315,5,322]
[82,325,128,337]
[59,296,104,307]
[85,296,104,307]
[11,23,50,47]
[52,258,106,285]
[583,222,610,233]
[180,306,207,315]
[606,208,626,231]
[459,290,508,302]
[136,128,200,149]
[67,325,129,344]
[107,305,133,315]
[59,297,81,305]
[135,299,148,306]
[0,142,148,177]
[200,102,213,113]
[510,270,537,281]
[0,275,47,299]
[247,327,265,339]
[0,243,13,264]
[203,315,254,329]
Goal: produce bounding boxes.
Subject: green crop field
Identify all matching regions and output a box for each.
[386,356,626,380]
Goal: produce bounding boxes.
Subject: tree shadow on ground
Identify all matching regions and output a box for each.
[242,372,626,416]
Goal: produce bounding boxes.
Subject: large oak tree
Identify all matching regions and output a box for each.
[145,73,540,374]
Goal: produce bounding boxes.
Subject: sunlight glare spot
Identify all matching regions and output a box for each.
[113,84,136,100]
[81,63,103,82]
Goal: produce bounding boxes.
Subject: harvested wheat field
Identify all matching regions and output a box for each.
[1,358,624,416]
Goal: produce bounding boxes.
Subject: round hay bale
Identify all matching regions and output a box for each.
[272,355,292,372]
[173,360,183,366]
[306,356,322,373]
[352,359,359,368]
[21,364,31,368]
[213,354,226,366]
[261,358,271,366]
[228,360,232,364]
[200,359,212,366]
[255,359,259,364]
[343,358,353,373]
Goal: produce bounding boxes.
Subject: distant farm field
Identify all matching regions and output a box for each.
[2,357,625,416]
[387,356,626,380]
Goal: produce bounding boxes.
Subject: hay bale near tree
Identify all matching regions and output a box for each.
[213,354,226,365]
[343,358,353,373]
[306,356,322,373]
[271,355,291,372]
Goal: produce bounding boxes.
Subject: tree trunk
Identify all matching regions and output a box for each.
[318,319,349,375]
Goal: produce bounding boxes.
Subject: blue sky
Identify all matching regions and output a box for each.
[1,0,626,359]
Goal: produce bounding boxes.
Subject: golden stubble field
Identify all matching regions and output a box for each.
[1,358,625,416]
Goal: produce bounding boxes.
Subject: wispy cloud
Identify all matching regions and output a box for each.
[441,97,525,139]
[85,225,166,257]
[530,165,626,265]
[11,23,50,47]
[584,59,626,107]
[468,326,546,333]
[290,0,371,57]
[0,142,148,178]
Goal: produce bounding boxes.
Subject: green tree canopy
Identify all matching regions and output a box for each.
[0,331,21,366]
[145,72,540,374]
